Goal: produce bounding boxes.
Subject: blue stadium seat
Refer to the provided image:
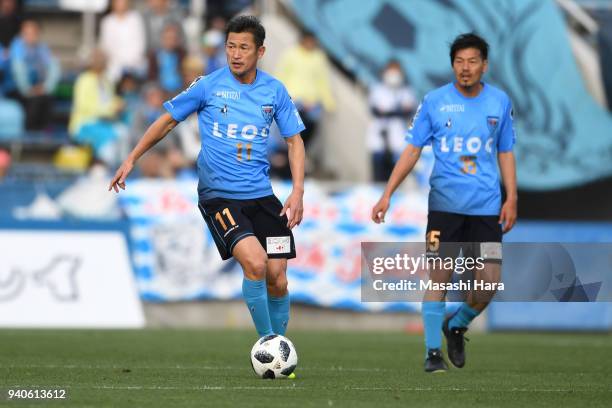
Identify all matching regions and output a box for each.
[0,98,25,140]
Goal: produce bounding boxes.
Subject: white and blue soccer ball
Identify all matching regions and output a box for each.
[250,334,298,379]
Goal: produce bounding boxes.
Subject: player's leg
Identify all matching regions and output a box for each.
[266,258,290,335]
[423,211,464,372]
[423,265,452,373]
[250,195,297,337]
[198,198,273,337]
[233,236,275,337]
[444,215,502,368]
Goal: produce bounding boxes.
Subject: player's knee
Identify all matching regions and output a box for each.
[243,257,268,280]
[267,275,288,296]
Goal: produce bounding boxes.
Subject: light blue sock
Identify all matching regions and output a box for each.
[422,301,445,354]
[268,294,290,335]
[449,303,479,329]
[242,278,273,337]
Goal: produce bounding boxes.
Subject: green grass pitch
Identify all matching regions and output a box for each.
[1,329,610,407]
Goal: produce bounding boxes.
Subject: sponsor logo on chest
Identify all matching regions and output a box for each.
[440,104,465,113]
[215,90,241,100]
[212,122,269,140]
[440,136,494,154]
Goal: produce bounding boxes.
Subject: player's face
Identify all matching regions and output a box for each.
[225,32,265,80]
[452,47,488,88]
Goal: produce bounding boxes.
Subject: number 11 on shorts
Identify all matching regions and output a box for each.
[215,208,236,231]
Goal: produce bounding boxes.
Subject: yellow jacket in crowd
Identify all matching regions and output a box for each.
[69,71,123,135]
[275,45,336,112]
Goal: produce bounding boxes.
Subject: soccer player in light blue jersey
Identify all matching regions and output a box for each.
[109,17,306,368]
[372,33,517,372]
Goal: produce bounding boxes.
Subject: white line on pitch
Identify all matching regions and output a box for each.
[2,364,388,372]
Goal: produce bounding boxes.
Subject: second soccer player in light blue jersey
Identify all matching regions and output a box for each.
[110,17,305,375]
[372,33,517,373]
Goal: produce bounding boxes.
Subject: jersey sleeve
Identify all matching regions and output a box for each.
[497,98,516,152]
[274,83,306,137]
[405,96,432,147]
[163,75,206,122]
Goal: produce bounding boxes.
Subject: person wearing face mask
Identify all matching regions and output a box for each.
[367,60,417,182]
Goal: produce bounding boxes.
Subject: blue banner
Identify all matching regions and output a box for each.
[291,0,612,190]
[119,179,428,312]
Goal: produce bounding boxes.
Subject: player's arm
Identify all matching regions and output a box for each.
[498,151,517,232]
[281,134,305,229]
[108,112,178,192]
[497,98,517,233]
[371,144,422,223]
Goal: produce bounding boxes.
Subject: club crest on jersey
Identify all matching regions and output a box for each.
[221,104,229,117]
[445,118,452,128]
[487,116,499,132]
[261,104,274,124]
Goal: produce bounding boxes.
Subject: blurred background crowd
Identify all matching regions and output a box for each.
[0,0,439,191]
[0,0,610,223]
[2,1,339,182]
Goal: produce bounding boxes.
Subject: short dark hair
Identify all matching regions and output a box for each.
[225,15,265,48]
[449,33,489,65]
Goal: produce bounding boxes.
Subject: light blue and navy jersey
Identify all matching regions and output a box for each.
[163,66,305,200]
[407,82,515,215]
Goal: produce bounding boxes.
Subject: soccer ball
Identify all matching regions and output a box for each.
[250,334,298,379]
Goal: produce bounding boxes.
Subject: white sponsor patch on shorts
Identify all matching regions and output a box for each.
[266,236,291,254]
[480,242,502,261]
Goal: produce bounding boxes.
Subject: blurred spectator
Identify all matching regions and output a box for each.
[175,55,204,167]
[0,42,11,95]
[0,149,11,181]
[147,22,186,95]
[69,49,128,167]
[182,54,204,86]
[116,71,141,126]
[99,0,146,82]
[0,0,21,96]
[275,31,335,150]
[131,83,165,138]
[142,0,184,52]
[132,83,186,178]
[367,60,417,181]
[201,17,226,74]
[0,0,22,48]
[10,19,60,130]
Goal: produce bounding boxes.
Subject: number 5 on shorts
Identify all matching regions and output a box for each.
[427,230,440,252]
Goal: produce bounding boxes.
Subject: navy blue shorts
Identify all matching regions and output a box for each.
[198,195,296,261]
[426,211,502,261]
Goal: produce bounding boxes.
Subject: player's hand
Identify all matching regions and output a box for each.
[371,196,390,224]
[280,190,304,229]
[499,198,517,233]
[108,160,135,193]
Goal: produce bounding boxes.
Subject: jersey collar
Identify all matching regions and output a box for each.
[227,66,260,87]
[451,81,487,101]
